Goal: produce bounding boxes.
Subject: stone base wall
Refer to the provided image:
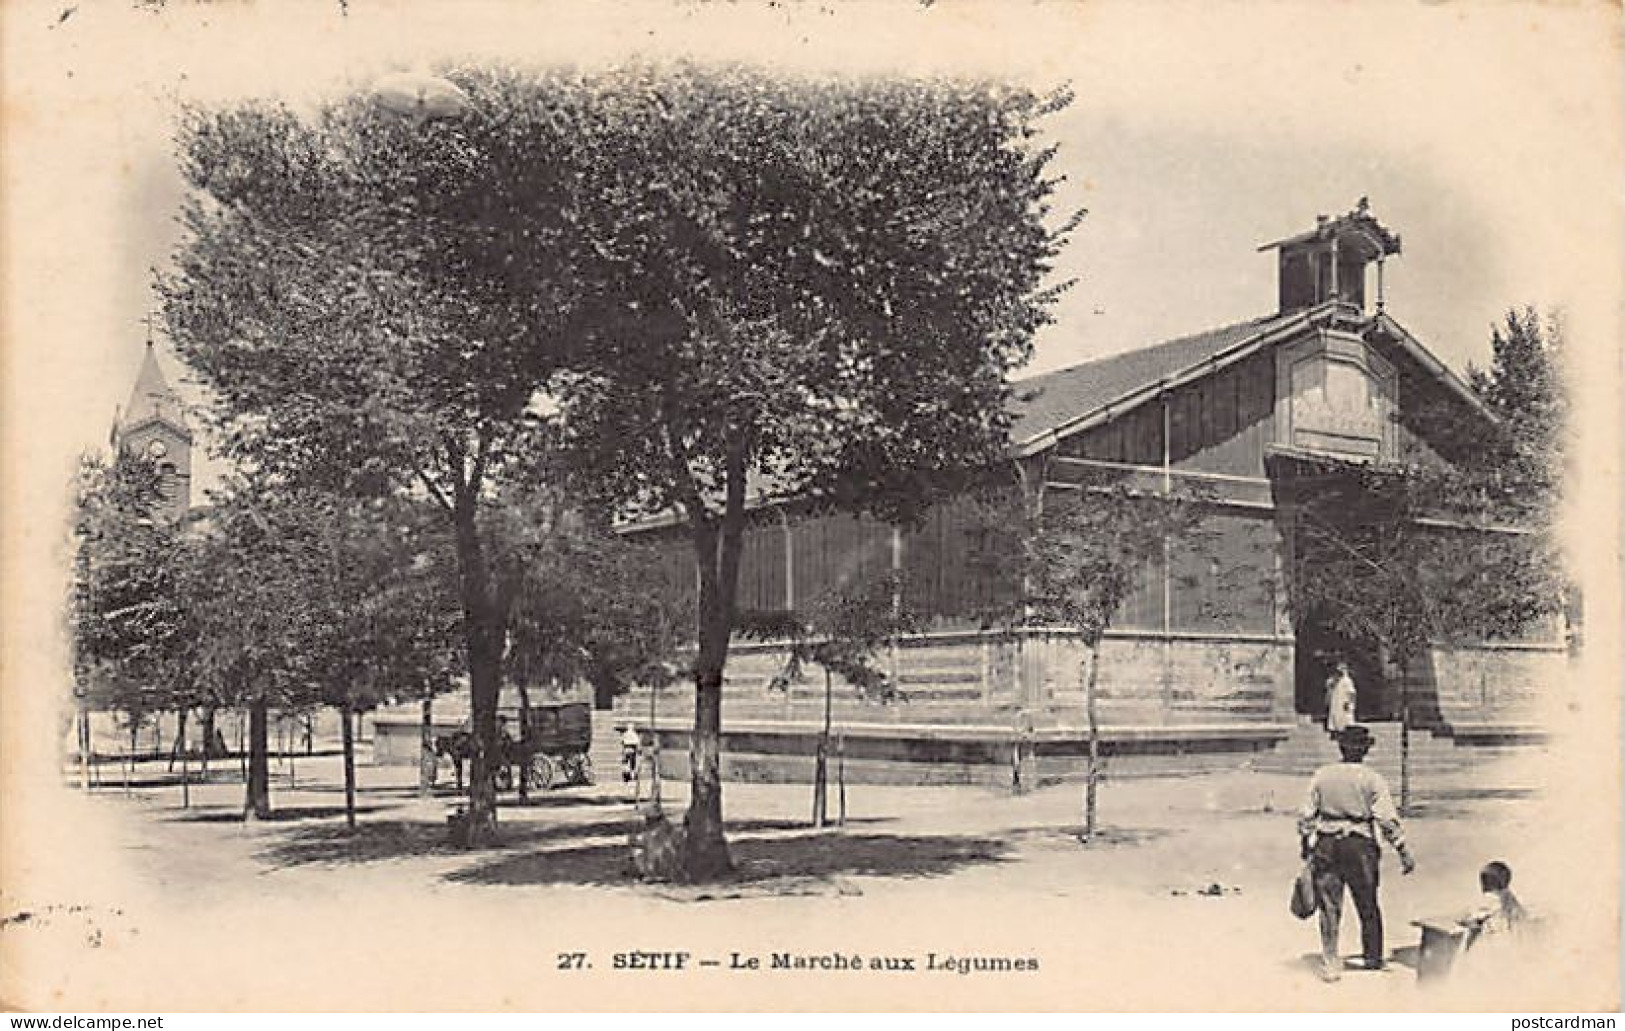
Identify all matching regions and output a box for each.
[615,629,1299,784]
[640,725,1286,787]
[199,638,1561,777]
[368,685,594,765]
[1424,644,1567,739]
[373,717,463,765]
[1028,632,1294,729]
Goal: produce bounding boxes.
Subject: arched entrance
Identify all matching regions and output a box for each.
[1269,449,1411,725]
[1292,608,1397,722]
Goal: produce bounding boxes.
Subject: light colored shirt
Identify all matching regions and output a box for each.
[1298,760,1407,850]
[1325,674,1356,732]
[1464,889,1525,935]
[621,729,641,748]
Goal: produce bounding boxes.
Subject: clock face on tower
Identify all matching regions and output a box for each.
[146,439,168,459]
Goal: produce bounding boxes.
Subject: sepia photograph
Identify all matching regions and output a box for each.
[1,0,1620,1014]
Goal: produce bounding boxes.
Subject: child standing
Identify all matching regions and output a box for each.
[621,724,642,784]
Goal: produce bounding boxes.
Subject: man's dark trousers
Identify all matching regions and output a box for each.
[1312,832,1383,967]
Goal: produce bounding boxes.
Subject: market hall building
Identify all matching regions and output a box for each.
[609,202,1567,785]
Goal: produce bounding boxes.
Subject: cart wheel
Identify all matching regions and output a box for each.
[493,764,514,793]
[530,754,555,791]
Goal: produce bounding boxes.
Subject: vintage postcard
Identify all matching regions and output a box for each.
[2,0,1620,1013]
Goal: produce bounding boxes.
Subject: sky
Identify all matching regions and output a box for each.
[3,0,1620,522]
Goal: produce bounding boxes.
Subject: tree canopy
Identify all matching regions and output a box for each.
[160,64,1078,866]
[1468,307,1566,520]
[537,67,1078,877]
[72,450,195,721]
[549,68,1078,524]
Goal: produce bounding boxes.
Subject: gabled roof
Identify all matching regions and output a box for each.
[1009,309,1304,454]
[621,301,1491,532]
[1366,311,1493,420]
[1007,302,1492,458]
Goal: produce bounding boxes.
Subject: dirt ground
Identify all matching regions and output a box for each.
[2,746,1617,1013]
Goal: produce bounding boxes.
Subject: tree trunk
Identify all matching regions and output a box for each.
[1081,643,1102,842]
[648,681,661,812]
[125,720,136,795]
[78,707,91,791]
[683,667,731,877]
[836,730,846,828]
[178,709,190,809]
[1399,678,1412,816]
[200,706,216,781]
[1010,727,1025,795]
[168,712,181,773]
[418,694,435,799]
[517,681,531,802]
[341,701,357,831]
[244,697,272,820]
[812,669,831,828]
[680,514,741,881]
[452,496,502,847]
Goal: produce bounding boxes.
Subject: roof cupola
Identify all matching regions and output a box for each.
[1260,198,1402,315]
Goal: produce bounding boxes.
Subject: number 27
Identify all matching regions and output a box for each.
[557,952,588,970]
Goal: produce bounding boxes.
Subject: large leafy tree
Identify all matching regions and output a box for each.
[161,82,583,842]
[273,491,460,829]
[72,450,200,789]
[1469,307,1565,515]
[183,486,332,818]
[548,68,1079,878]
[161,67,1076,868]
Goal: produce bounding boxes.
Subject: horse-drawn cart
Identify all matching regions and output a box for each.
[519,701,593,789]
[429,701,594,792]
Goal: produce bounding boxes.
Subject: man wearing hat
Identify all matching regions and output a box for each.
[1298,724,1416,982]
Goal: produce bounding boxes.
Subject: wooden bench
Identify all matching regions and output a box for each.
[1413,912,1543,983]
[1412,917,1476,982]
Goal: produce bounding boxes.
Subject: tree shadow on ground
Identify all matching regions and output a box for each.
[497,792,639,809]
[163,804,390,824]
[284,784,611,805]
[87,773,234,790]
[1005,825,1179,848]
[330,785,436,800]
[1410,800,1534,816]
[1403,792,1539,819]
[1425,787,1537,801]
[256,815,830,869]
[445,831,1011,889]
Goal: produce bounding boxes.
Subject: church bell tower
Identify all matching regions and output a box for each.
[113,340,192,521]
